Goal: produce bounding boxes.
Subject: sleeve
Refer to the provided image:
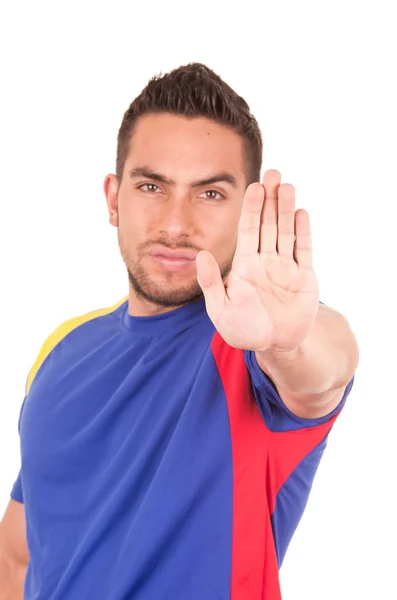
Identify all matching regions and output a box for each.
[244,348,355,567]
[10,471,24,504]
[9,315,81,505]
[244,349,354,432]
[10,396,28,504]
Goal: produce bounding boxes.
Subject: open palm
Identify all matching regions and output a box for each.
[196,170,320,353]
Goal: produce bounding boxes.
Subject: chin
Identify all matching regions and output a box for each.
[128,270,203,308]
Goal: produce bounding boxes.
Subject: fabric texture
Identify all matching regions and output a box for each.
[11,297,353,600]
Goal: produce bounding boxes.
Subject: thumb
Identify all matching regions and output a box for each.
[196,250,226,322]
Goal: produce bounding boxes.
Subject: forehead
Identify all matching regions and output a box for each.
[126,113,246,181]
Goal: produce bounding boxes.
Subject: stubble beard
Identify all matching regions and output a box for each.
[127,262,204,308]
[119,238,234,309]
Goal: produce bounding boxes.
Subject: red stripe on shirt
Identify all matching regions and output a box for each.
[211,333,340,599]
[211,333,281,600]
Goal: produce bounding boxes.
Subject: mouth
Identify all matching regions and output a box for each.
[148,247,197,273]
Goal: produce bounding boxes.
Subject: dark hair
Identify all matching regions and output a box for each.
[116,63,262,185]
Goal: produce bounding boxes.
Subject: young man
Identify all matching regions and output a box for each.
[0,63,359,600]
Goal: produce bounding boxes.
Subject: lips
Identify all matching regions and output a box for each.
[148,247,198,261]
[148,247,198,273]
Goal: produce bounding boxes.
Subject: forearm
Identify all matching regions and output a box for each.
[0,560,26,600]
[256,305,359,395]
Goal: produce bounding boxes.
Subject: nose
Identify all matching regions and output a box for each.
[159,195,195,241]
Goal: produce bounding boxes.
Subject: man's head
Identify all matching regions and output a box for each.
[104,63,263,314]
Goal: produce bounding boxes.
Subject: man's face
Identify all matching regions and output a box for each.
[105,113,249,311]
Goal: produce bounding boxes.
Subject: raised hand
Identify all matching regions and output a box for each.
[196,170,320,353]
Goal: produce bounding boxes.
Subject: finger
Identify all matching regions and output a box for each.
[260,170,281,255]
[293,209,313,268]
[234,183,264,259]
[196,250,226,323]
[276,183,296,259]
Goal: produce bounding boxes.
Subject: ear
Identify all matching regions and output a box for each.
[104,174,119,227]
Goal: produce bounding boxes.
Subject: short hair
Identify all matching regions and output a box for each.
[116,63,262,185]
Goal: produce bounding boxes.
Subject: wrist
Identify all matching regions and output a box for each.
[256,343,304,364]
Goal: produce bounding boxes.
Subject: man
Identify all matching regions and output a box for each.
[0,63,359,600]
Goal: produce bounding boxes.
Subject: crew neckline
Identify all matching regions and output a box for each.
[122,297,208,335]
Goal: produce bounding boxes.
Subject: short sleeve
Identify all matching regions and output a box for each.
[10,396,27,504]
[8,321,64,506]
[244,348,355,566]
[244,349,355,432]
[10,471,24,504]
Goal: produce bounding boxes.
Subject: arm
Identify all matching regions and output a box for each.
[0,500,29,600]
[255,303,359,419]
[196,170,359,420]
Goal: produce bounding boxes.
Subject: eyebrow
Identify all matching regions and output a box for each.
[129,167,238,189]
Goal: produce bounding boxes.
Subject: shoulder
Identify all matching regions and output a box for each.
[26,296,128,394]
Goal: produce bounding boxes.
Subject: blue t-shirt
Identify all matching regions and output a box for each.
[11,297,354,600]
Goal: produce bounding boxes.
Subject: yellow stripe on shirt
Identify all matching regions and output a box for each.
[25,296,128,395]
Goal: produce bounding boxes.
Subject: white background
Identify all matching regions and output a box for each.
[0,1,396,598]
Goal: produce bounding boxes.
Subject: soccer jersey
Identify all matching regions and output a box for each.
[11,297,354,600]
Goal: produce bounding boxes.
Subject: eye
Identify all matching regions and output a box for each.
[199,190,224,200]
[138,183,161,193]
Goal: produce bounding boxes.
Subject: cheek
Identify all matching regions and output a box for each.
[119,194,154,233]
[118,205,155,259]
[118,199,142,236]
[117,211,138,254]
[210,225,238,262]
